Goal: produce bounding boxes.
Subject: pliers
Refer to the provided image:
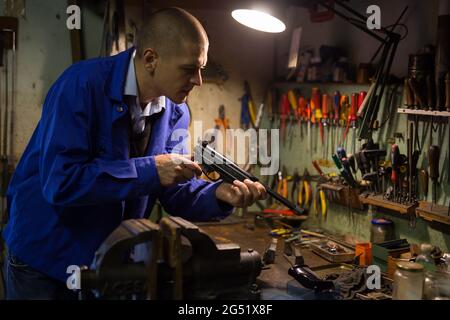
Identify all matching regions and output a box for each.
[299,169,313,209]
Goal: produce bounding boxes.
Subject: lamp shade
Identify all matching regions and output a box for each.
[231,2,286,33]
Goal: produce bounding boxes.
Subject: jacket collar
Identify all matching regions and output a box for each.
[104,47,135,102]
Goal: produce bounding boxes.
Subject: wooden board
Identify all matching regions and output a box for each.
[416,201,450,226]
[358,194,417,215]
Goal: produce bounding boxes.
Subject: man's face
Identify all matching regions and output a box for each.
[154,39,208,104]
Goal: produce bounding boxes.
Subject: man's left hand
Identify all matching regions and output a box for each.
[215,179,267,208]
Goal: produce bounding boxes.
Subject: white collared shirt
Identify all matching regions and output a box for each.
[123,50,166,135]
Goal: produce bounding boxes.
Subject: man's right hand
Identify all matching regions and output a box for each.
[155,154,202,187]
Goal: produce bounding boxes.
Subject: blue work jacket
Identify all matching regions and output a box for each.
[3,48,232,282]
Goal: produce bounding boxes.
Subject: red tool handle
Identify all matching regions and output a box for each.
[299,96,307,120]
[322,94,329,121]
[311,87,321,116]
[306,101,311,121]
[349,93,358,123]
[391,144,400,184]
[357,91,367,115]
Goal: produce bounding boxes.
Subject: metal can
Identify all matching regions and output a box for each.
[392,261,424,300]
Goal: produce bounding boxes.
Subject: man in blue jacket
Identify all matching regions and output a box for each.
[2,7,267,299]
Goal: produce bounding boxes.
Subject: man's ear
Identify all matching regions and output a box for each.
[142,48,159,75]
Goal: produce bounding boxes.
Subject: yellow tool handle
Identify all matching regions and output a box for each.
[304,181,311,207]
[298,186,303,206]
[248,99,257,127]
[319,189,327,218]
[287,90,298,112]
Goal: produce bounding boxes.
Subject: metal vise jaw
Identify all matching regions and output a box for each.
[78,216,262,299]
[79,219,161,299]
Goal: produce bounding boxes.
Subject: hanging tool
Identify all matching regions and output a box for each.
[313,186,327,220]
[240,91,251,129]
[420,169,429,201]
[307,101,312,155]
[349,93,358,155]
[332,91,341,156]
[298,96,307,139]
[311,87,321,153]
[311,87,324,154]
[280,94,290,145]
[428,145,440,209]
[299,173,313,209]
[339,94,349,148]
[332,154,357,188]
[276,170,288,199]
[357,82,375,117]
[321,93,330,160]
[244,81,257,127]
[214,104,232,156]
[287,90,299,145]
[391,144,400,202]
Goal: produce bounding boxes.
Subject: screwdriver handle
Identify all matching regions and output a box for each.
[391,144,400,184]
[419,169,429,199]
[349,93,357,123]
[428,145,440,181]
[333,91,340,123]
[336,147,347,160]
[306,101,311,121]
[299,96,307,120]
[357,91,367,114]
[311,87,321,115]
[322,94,329,121]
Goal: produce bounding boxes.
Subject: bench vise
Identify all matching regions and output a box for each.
[78,216,262,299]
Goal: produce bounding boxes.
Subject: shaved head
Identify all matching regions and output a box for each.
[136,7,209,58]
[134,7,209,104]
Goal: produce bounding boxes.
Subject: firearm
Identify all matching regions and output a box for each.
[193,140,306,216]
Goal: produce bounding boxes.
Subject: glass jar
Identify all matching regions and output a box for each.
[307,57,322,82]
[423,271,450,300]
[370,218,395,244]
[332,57,349,82]
[392,261,424,300]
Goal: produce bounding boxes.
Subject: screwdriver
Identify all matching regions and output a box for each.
[391,144,400,202]
[322,94,329,160]
[428,145,440,208]
[349,93,358,155]
[332,91,341,155]
[419,169,429,201]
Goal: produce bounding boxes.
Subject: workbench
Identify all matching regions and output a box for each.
[196,214,342,300]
